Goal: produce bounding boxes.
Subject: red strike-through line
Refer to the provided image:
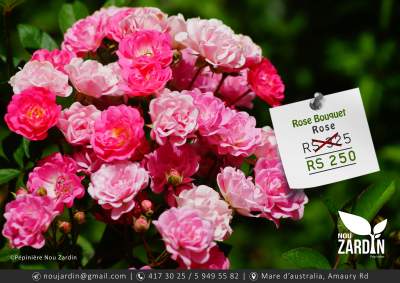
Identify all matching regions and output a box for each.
[312,132,342,152]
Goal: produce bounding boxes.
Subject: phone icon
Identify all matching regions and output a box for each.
[136,272,145,282]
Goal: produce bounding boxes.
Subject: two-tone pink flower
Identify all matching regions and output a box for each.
[27,153,85,213]
[88,161,149,220]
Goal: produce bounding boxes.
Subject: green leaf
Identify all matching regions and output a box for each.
[240,161,250,176]
[17,24,41,49]
[56,95,75,109]
[40,32,58,50]
[103,0,133,7]
[13,141,25,169]
[133,245,147,263]
[0,127,11,160]
[0,168,20,185]
[41,144,60,158]
[282,247,331,269]
[352,180,396,222]
[77,235,94,266]
[0,0,25,12]
[15,171,25,188]
[22,138,30,158]
[379,145,400,164]
[0,245,19,262]
[321,182,360,219]
[58,1,89,34]
[17,23,58,51]
[20,263,54,269]
[80,215,107,244]
[359,75,382,117]
[58,5,74,34]
[0,142,7,160]
[72,1,88,20]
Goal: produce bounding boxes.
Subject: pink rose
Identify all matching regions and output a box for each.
[238,34,262,68]
[27,153,85,213]
[207,109,262,157]
[62,14,104,56]
[117,30,172,68]
[176,18,245,70]
[248,58,285,107]
[93,6,131,32]
[188,89,226,136]
[170,48,200,90]
[65,58,123,97]
[193,67,222,93]
[167,14,187,49]
[219,69,256,109]
[217,166,264,217]
[120,60,172,97]
[103,7,135,40]
[57,102,100,145]
[194,141,223,178]
[179,246,230,269]
[189,95,261,157]
[95,6,130,18]
[169,49,222,92]
[145,143,199,203]
[254,158,308,226]
[9,61,72,97]
[177,185,232,241]
[2,194,57,249]
[31,48,75,73]
[254,126,279,159]
[153,207,216,267]
[149,90,199,146]
[107,7,168,42]
[91,105,145,162]
[88,161,149,220]
[5,87,61,141]
[73,148,104,175]
[192,68,221,92]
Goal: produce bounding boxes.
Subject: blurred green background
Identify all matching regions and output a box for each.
[0,0,399,269]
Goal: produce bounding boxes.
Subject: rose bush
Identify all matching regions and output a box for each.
[1,4,308,270]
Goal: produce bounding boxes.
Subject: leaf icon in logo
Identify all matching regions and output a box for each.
[373,219,387,235]
[338,211,371,236]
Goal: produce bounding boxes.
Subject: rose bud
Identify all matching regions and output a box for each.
[133,216,150,233]
[141,200,153,216]
[15,188,28,196]
[166,169,183,187]
[58,221,72,234]
[74,211,86,224]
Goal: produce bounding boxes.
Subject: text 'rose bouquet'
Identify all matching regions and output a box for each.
[2,5,308,269]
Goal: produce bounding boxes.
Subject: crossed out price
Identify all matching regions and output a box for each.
[270,89,379,188]
[302,132,356,175]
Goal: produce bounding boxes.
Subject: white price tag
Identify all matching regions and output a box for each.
[270,88,379,189]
